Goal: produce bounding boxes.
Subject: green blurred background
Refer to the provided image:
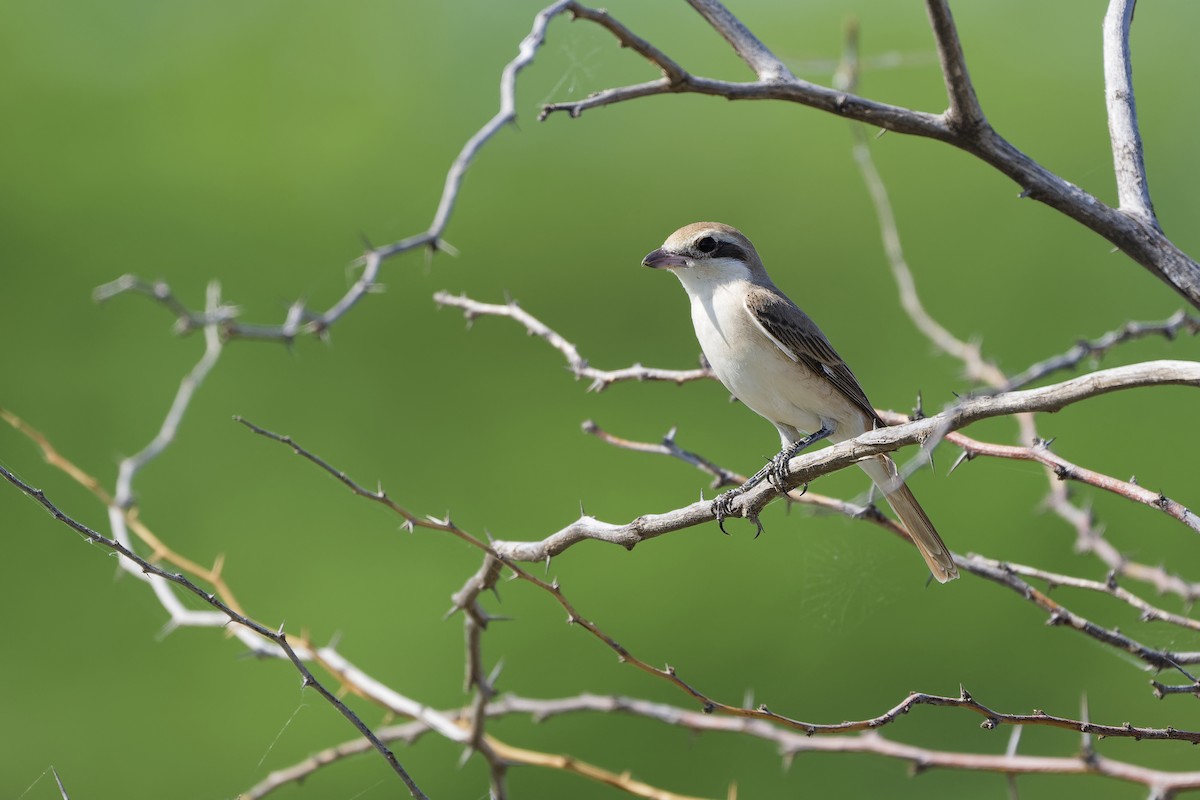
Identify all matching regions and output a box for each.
[3,1,1199,797]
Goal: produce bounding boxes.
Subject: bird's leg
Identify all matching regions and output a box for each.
[767,423,835,492]
[711,423,834,535]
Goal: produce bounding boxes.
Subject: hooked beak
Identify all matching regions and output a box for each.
[642,248,690,269]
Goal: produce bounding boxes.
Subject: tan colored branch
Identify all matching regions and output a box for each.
[1,407,250,618]
[243,699,724,800]
[486,737,718,800]
[0,464,429,798]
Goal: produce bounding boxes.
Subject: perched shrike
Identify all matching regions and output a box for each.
[643,222,958,583]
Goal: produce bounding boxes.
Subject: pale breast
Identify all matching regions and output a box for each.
[688,281,838,435]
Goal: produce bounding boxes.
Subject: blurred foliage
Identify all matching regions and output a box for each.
[2,1,1199,798]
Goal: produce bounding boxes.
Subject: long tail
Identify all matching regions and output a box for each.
[858,455,958,583]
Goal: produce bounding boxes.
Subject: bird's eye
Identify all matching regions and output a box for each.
[695,236,717,254]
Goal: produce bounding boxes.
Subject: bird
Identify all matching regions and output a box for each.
[642,222,958,583]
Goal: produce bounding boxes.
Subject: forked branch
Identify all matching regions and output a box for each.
[540,0,1200,306]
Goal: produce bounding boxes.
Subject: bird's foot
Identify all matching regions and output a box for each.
[711,489,742,535]
[767,451,792,492]
[712,488,765,538]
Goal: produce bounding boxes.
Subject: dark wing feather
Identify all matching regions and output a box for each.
[745,289,881,424]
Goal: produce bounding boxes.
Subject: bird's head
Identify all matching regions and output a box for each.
[642,222,765,288]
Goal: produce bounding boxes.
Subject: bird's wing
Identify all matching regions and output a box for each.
[744,288,881,424]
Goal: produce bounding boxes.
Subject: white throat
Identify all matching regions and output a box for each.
[669,258,754,299]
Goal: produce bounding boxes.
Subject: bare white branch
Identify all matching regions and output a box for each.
[683,0,794,82]
[419,0,573,241]
[315,648,470,744]
[1103,0,1156,224]
[244,691,1200,799]
[113,282,224,509]
[97,1,578,343]
[434,291,713,390]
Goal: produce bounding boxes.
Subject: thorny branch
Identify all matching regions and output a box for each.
[437,289,1199,412]
[7,5,624,797]
[434,272,1200,690]
[441,282,1200,543]
[965,555,1200,678]
[240,422,1200,758]
[2,435,712,800]
[844,14,1200,712]
[833,7,1200,689]
[0,406,250,618]
[453,360,1200,689]
[966,555,1200,635]
[544,411,1200,687]
[245,690,1200,799]
[837,31,1200,688]
[10,407,725,800]
[434,291,714,391]
[871,412,1200,534]
[0,463,429,800]
[832,23,1200,728]
[580,419,905,540]
[579,422,1200,664]
[1001,309,1200,392]
[92,0,579,344]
